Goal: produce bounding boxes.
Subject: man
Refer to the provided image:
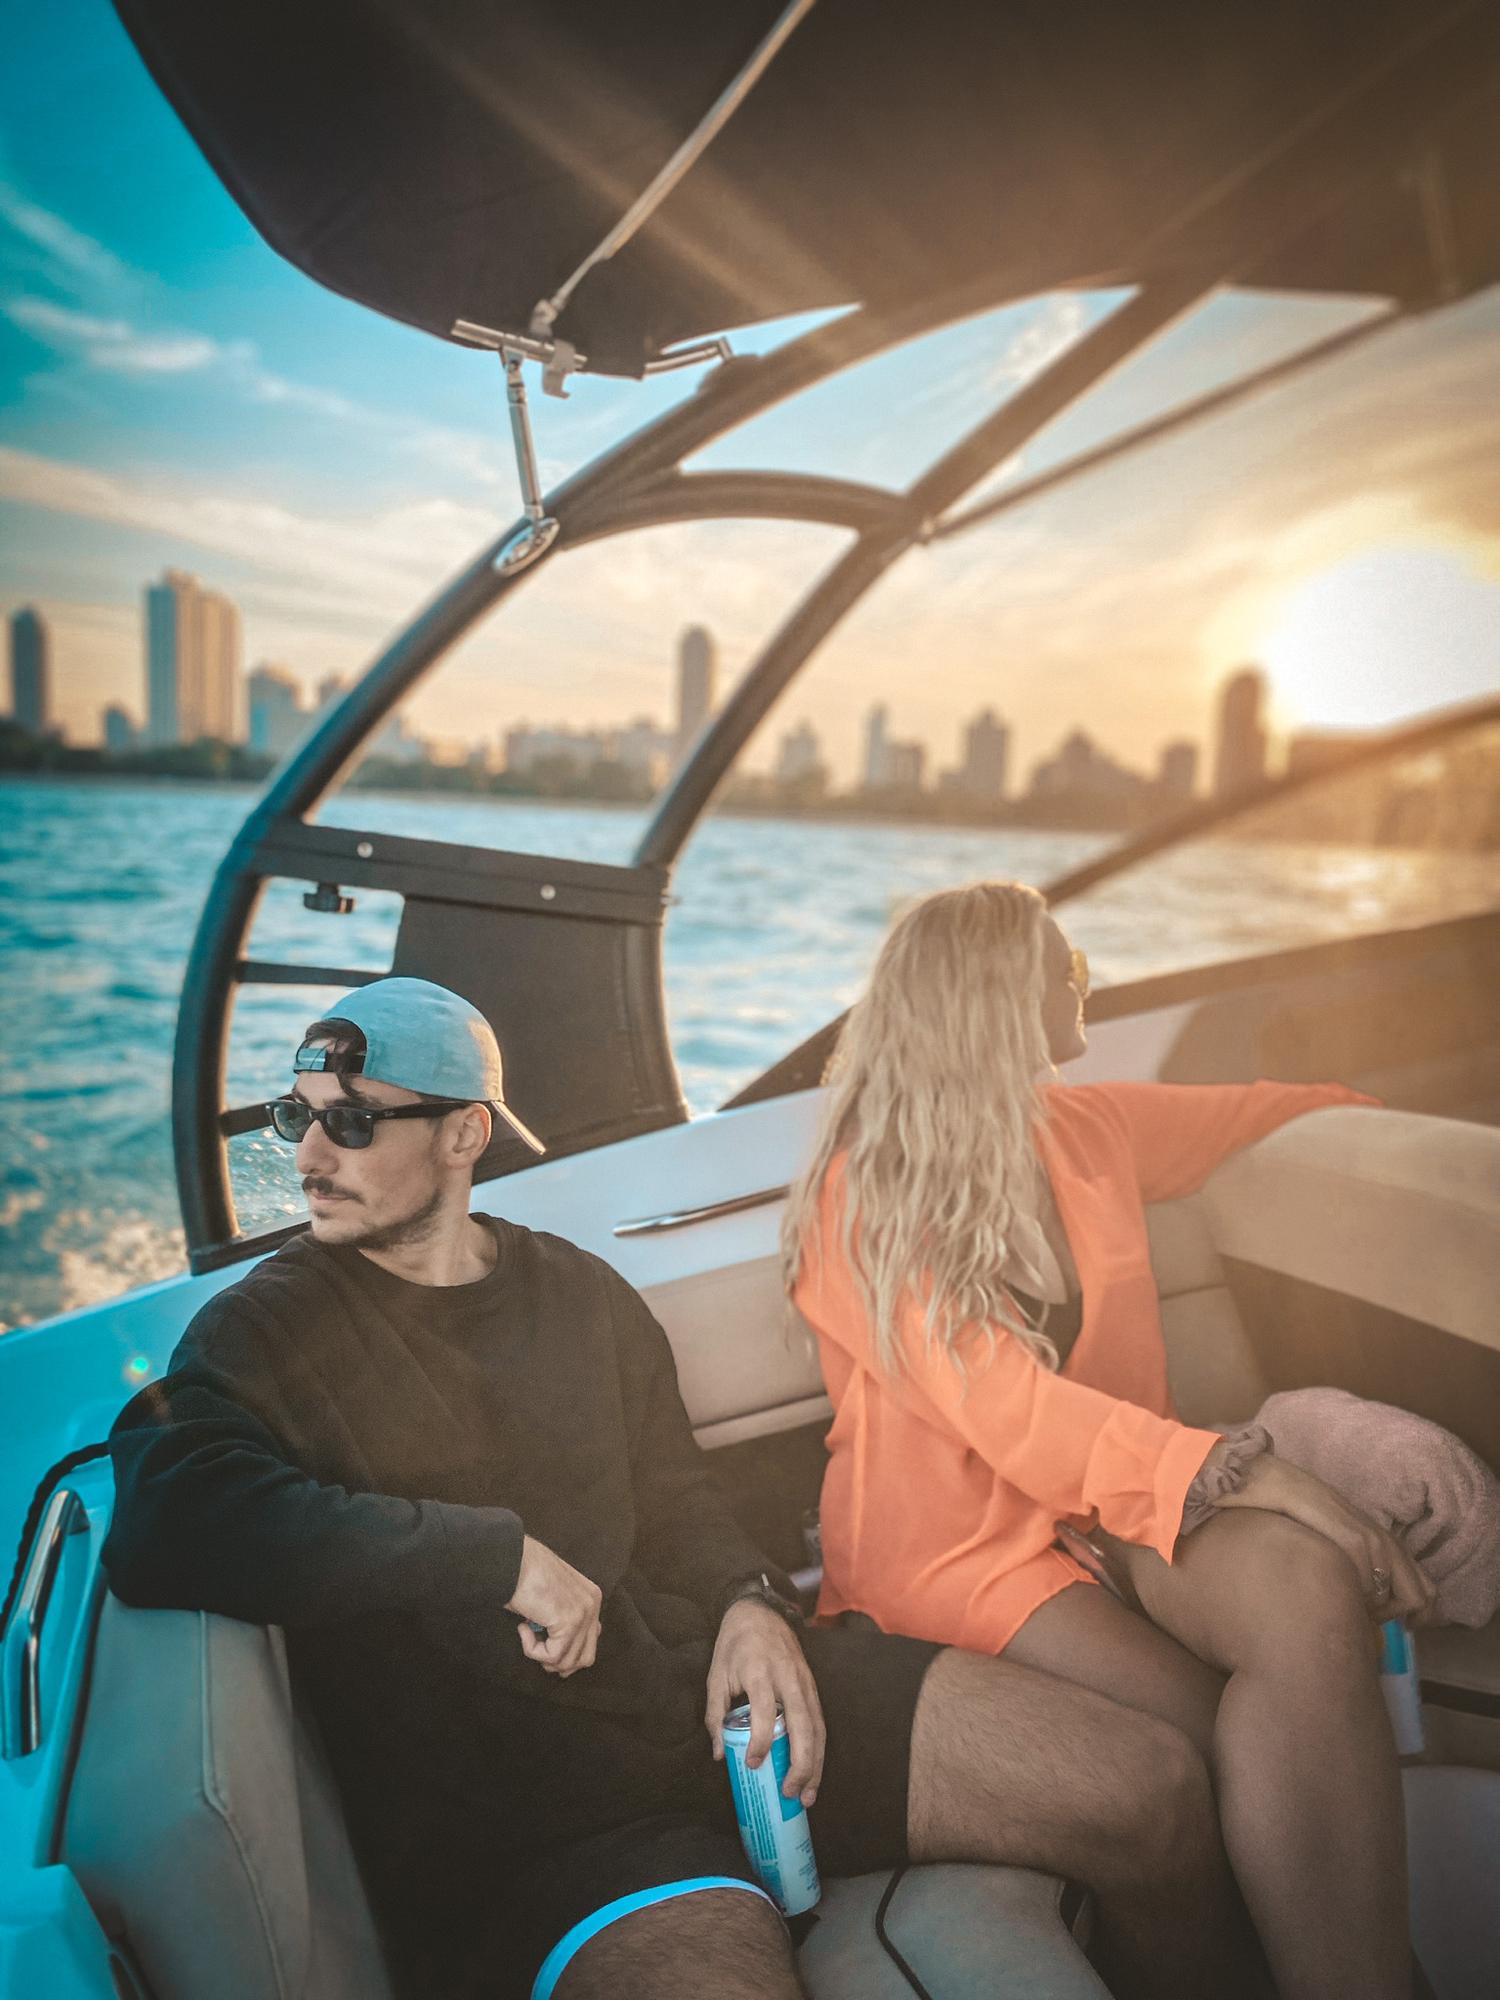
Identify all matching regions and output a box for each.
[106,977,1245,2000]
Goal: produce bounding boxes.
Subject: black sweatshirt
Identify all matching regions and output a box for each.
[104,1219,778,1969]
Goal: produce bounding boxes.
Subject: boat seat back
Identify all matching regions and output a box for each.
[1146,1196,1270,1425]
[61,1595,394,2000]
[637,1189,1268,1452]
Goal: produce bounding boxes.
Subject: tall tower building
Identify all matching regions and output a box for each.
[8,607,52,736]
[103,704,137,754]
[199,588,242,742]
[863,703,890,788]
[675,626,717,752]
[1212,666,1268,798]
[959,708,1010,800]
[248,662,306,758]
[145,569,244,745]
[1157,739,1199,797]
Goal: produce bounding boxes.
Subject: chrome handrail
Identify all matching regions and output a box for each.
[2,1486,89,1760]
[614,1184,790,1238]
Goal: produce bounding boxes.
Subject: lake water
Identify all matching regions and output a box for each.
[3,777,1497,1331]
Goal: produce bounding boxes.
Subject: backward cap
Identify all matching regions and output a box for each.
[296,976,544,1154]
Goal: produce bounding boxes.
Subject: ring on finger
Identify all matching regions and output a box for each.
[1371,1566,1392,1597]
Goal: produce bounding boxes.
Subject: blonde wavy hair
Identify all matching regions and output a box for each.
[782,879,1060,1376]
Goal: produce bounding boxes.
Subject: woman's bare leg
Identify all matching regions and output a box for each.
[1010,1514,1414,2000]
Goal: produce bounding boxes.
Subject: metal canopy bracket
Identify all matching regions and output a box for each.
[495,346,560,575]
[450,0,818,575]
[450,325,741,575]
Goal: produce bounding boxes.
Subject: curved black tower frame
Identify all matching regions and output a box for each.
[172,40,1494,1266]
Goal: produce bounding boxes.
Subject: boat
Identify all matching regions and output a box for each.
[3,2,1499,1993]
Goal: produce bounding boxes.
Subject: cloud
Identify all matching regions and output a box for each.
[0,185,132,289]
[0,445,497,632]
[6,279,511,487]
[0,178,509,485]
[983,293,1088,395]
[6,297,133,344]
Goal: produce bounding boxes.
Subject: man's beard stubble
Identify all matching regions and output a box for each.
[303,1176,447,1254]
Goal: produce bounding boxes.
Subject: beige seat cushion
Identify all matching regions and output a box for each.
[62,1597,393,2000]
[1199,1107,1500,1356]
[800,1865,1106,1999]
[66,1601,1102,2000]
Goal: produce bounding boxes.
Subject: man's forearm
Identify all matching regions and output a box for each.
[105,1419,523,1626]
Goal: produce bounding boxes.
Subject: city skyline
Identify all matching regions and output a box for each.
[6,573,1366,815]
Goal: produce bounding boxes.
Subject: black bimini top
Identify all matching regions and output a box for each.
[114,0,1500,376]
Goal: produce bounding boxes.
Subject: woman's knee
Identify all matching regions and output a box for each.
[1207,1514,1372,1675]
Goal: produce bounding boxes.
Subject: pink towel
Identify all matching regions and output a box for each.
[1253,1388,1500,1629]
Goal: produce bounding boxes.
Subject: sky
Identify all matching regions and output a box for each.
[3,0,1499,786]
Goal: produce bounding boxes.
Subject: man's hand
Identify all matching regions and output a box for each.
[705,1599,826,1807]
[506,1535,603,1676]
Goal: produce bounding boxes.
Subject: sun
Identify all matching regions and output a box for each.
[1259,543,1500,732]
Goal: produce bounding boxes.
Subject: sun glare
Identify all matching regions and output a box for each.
[1260,544,1500,732]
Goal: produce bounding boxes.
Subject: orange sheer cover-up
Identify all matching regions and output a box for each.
[793,1080,1380,1656]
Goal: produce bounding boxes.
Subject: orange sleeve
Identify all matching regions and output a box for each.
[852,1303,1221,1563]
[1096,1080,1382,1205]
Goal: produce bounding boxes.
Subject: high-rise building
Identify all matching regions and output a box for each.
[1157,739,1199,797]
[1029,730,1144,800]
[248,663,306,758]
[8,607,52,736]
[614,717,673,786]
[103,704,137,753]
[371,711,425,765]
[775,721,826,786]
[503,723,611,775]
[145,570,243,745]
[675,626,717,752]
[200,590,241,741]
[1212,666,1268,798]
[957,708,1010,800]
[863,704,890,788]
[884,740,927,793]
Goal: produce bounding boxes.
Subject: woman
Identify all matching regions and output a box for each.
[784,880,1436,2000]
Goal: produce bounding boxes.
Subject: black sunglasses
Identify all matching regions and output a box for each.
[267,1095,471,1151]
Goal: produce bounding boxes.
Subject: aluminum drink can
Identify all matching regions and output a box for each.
[1379,1618,1425,1756]
[721,1703,821,1915]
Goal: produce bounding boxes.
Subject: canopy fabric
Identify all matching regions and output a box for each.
[114,0,1500,375]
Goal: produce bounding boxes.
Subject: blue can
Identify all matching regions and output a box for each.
[1379,1618,1425,1756]
[722,1702,821,1915]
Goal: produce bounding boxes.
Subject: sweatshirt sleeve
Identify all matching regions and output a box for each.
[864,1302,1221,1562]
[613,1283,784,1622]
[103,1305,525,1629]
[1098,1080,1382,1205]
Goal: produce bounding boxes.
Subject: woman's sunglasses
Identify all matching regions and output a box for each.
[267,1095,470,1151]
[1067,947,1091,999]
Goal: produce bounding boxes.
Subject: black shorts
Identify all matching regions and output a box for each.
[497,1620,941,2000]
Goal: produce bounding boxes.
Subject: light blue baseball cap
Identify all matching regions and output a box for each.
[294,976,545,1154]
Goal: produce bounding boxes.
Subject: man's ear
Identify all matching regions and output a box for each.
[448,1103,492,1168]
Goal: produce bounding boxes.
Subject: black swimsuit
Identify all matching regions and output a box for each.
[1007,1283,1085,1367]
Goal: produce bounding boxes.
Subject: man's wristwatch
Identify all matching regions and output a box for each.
[721,1570,805,1630]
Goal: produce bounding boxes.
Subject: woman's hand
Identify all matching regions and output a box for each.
[1213,1456,1436,1626]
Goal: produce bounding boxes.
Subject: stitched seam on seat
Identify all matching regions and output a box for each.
[197,1614,295,2000]
[1217,1154,1499,1223]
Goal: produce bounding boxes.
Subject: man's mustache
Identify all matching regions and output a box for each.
[302,1176,359,1202]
